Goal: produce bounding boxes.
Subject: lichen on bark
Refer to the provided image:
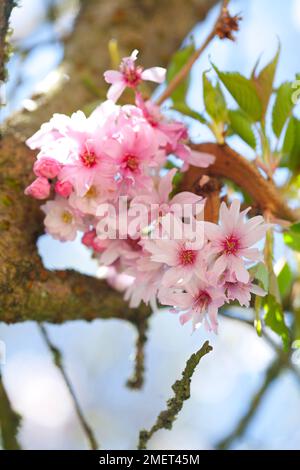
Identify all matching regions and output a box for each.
[138,340,213,449]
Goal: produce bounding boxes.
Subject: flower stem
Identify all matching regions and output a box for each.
[155,0,230,105]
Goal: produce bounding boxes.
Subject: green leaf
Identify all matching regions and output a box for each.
[171,102,207,124]
[285,117,300,170]
[290,223,300,233]
[264,295,289,350]
[166,44,195,102]
[250,262,269,291]
[202,72,228,123]
[212,64,262,121]
[252,46,280,118]
[277,261,293,299]
[272,82,294,138]
[282,117,295,155]
[228,109,257,149]
[283,222,300,252]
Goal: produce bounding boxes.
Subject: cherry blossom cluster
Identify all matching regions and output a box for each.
[25,50,268,332]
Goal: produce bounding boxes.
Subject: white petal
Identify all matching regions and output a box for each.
[141,67,166,83]
[107,82,126,102]
[188,150,215,168]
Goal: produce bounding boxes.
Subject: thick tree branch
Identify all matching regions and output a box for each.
[0,0,16,83]
[186,143,298,222]
[0,0,219,324]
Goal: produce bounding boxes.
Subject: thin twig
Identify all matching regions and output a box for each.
[220,309,300,383]
[0,373,22,450]
[156,0,230,105]
[38,324,99,450]
[127,317,149,389]
[138,341,212,449]
[216,356,284,450]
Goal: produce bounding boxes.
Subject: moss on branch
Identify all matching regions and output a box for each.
[138,340,213,449]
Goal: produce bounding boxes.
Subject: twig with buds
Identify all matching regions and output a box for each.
[156,0,240,105]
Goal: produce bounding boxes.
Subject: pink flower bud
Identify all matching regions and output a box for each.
[81,230,96,248]
[81,230,106,253]
[24,177,51,199]
[55,180,73,198]
[33,157,61,179]
[92,237,106,253]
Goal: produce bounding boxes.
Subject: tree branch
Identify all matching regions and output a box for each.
[138,341,213,449]
[0,0,16,83]
[126,316,149,389]
[185,143,298,222]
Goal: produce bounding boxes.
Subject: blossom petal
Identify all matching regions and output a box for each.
[231,256,249,283]
[103,70,123,84]
[161,267,182,287]
[249,284,266,297]
[204,222,223,241]
[107,82,126,102]
[158,168,177,201]
[188,150,215,168]
[141,67,166,83]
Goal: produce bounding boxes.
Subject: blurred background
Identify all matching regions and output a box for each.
[1,0,300,450]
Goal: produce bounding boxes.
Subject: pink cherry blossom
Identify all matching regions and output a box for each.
[135,94,215,169]
[224,276,266,307]
[99,236,143,266]
[58,138,116,197]
[158,276,226,333]
[205,200,269,283]
[24,177,51,199]
[104,50,166,102]
[123,253,165,308]
[143,237,206,288]
[24,50,270,337]
[42,198,84,241]
[69,183,108,215]
[124,265,163,309]
[104,123,158,196]
[26,112,71,151]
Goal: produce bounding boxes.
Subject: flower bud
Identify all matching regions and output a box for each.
[24,177,51,199]
[55,180,73,198]
[33,157,61,179]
